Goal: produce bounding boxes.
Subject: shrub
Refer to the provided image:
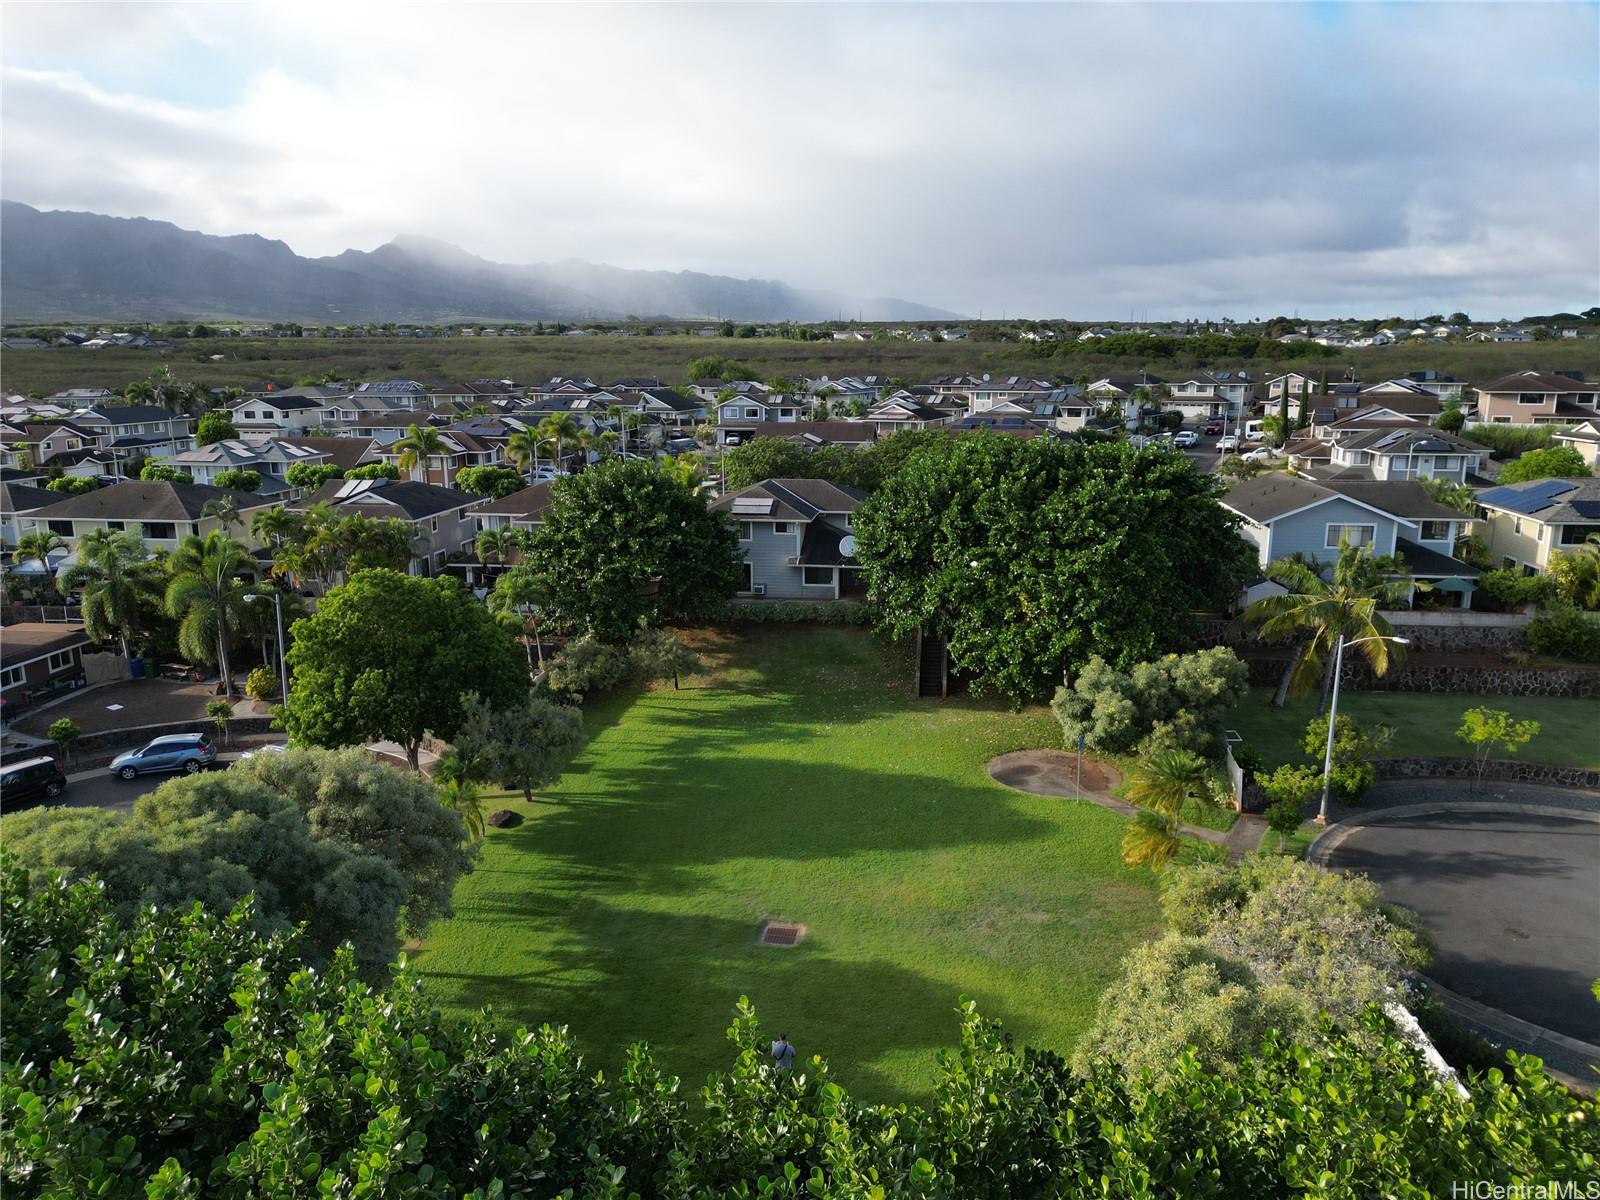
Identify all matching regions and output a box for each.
[1462,423,1558,461]
[284,461,344,490]
[212,468,262,492]
[1477,567,1556,610]
[540,634,632,702]
[455,465,527,498]
[1302,713,1390,803]
[1526,603,1600,661]
[46,718,81,764]
[1496,445,1592,485]
[44,476,97,496]
[346,462,400,480]
[716,599,875,625]
[244,664,279,700]
[139,461,192,484]
[1051,646,1249,757]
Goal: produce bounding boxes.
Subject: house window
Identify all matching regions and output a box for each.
[1559,524,1600,545]
[1,666,23,689]
[741,561,754,591]
[1502,557,1517,571]
[744,408,760,419]
[802,566,834,587]
[46,650,74,672]
[738,521,753,541]
[772,522,790,535]
[430,517,439,533]
[1325,524,1375,548]
[1517,394,1546,405]
[1420,520,1450,541]
[1512,518,1523,535]
[47,520,73,537]
[145,522,176,540]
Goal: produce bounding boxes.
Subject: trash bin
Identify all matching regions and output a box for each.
[129,657,146,679]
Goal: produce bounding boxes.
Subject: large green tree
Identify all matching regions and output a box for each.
[854,434,1253,702]
[527,459,743,642]
[282,569,526,768]
[453,690,585,803]
[1497,446,1592,485]
[194,410,238,446]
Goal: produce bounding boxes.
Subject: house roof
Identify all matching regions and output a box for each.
[472,482,553,523]
[1220,473,1437,526]
[164,438,327,468]
[799,520,857,567]
[1478,372,1592,394]
[1554,421,1600,445]
[230,393,330,412]
[27,481,272,523]
[75,405,188,426]
[1395,538,1480,579]
[279,436,380,471]
[1321,480,1466,521]
[710,478,867,522]
[0,623,92,670]
[0,482,57,514]
[1476,477,1600,524]
[296,477,479,520]
[750,421,876,444]
[1334,427,1487,456]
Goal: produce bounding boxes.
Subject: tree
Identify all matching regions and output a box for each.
[282,569,526,769]
[536,412,581,473]
[163,531,251,696]
[139,461,192,484]
[1497,446,1592,485]
[345,462,400,480]
[393,423,446,482]
[211,468,261,492]
[1418,476,1476,513]
[60,528,160,660]
[435,772,485,842]
[284,461,344,490]
[1259,764,1319,850]
[453,691,585,803]
[1303,713,1392,803]
[487,563,554,672]
[856,435,1254,703]
[47,718,81,768]
[195,410,238,446]
[527,460,743,642]
[1457,707,1540,788]
[1548,535,1600,610]
[205,698,233,747]
[1244,540,1413,710]
[1120,749,1212,871]
[627,626,700,690]
[505,427,543,483]
[455,465,526,498]
[1051,647,1249,757]
[44,476,97,496]
[723,438,809,490]
[14,530,68,597]
[1436,394,1466,433]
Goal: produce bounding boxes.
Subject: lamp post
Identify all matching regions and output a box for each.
[1315,633,1409,825]
[244,591,289,707]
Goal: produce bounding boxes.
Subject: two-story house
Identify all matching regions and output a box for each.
[710,478,867,600]
[228,386,344,434]
[159,438,331,493]
[69,406,195,469]
[1,623,93,718]
[293,477,483,576]
[1166,371,1256,420]
[865,395,950,434]
[1474,478,1600,575]
[716,392,804,445]
[0,481,56,549]
[377,429,501,485]
[1314,428,1489,483]
[1473,372,1599,426]
[22,481,276,555]
[1222,474,1480,606]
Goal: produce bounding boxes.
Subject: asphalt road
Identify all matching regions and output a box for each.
[1325,807,1600,1043]
[55,769,171,814]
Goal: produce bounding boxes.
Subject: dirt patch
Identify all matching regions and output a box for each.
[988,749,1120,797]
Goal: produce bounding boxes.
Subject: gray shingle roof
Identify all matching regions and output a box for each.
[26,481,271,522]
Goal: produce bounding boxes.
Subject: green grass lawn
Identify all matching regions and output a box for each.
[1228,688,1600,770]
[415,627,1162,1102]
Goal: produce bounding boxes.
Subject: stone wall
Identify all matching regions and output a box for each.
[70,716,279,757]
[1239,653,1600,698]
[1373,757,1600,790]
[1197,611,1532,655]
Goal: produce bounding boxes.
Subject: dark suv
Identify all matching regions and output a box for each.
[1,756,68,810]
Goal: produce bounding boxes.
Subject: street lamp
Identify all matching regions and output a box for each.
[244,591,289,706]
[1315,633,1409,825]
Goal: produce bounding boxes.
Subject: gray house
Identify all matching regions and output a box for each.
[710,478,867,600]
[1222,473,1480,606]
[294,477,482,577]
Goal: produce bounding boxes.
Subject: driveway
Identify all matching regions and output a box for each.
[1321,805,1600,1045]
[11,678,220,738]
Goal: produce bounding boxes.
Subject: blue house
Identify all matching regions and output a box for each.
[710,478,867,600]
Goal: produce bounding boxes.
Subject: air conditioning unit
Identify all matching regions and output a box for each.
[785,555,800,566]
[751,584,766,596]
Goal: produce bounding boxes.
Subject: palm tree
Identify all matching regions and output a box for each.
[591,429,620,461]
[505,428,542,484]
[474,525,519,586]
[436,772,485,842]
[14,531,68,599]
[59,528,158,660]
[535,413,581,474]
[1120,750,1211,872]
[659,451,707,494]
[1245,540,1413,711]
[394,424,446,482]
[164,531,252,696]
[488,563,553,673]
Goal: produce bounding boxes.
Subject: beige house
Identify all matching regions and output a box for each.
[22,481,276,554]
[1473,372,1599,426]
[1474,477,1600,574]
[1553,420,1600,470]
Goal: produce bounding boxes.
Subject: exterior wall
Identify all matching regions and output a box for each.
[1478,510,1554,571]
[0,646,85,706]
[416,506,481,575]
[735,520,839,599]
[25,513,270,554]
[1265,499,1401,562]
[1372,757,1600,789]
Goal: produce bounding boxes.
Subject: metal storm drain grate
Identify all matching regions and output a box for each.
[759,922,805,947]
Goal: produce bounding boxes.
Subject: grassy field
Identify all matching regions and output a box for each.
[3,334,1593,397]
[1228,688,1600,770]
[415,626,1164,1103]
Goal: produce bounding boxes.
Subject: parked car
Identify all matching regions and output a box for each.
[237,742,288,761]
[1216,435,1240,452]
[1203,418,1226,435]
[110,733,216,780]
[1172,430,1198,448]
[1242,446,1283,463]
[0,756,67,809]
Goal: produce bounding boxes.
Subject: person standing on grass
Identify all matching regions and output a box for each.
[771,1034,796,1071]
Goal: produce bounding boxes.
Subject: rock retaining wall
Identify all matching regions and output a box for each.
[1239,654,1600,698]
[70,717,279,757]
[1198,612,1533,655]
[1372,757,1600,789]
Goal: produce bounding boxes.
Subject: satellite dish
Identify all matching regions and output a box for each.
[839,535,858,558]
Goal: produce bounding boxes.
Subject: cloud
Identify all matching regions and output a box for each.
[2,1,1596,318]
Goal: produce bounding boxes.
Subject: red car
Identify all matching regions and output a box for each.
[1203,418,1226,435]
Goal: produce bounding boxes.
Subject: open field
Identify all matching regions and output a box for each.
[1228,688,1600,770]
[415,626,1163,1102]
[2,334,1594,396]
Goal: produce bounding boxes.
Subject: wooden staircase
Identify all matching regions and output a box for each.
[915,630,948,699]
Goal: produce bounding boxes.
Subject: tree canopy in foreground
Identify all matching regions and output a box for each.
[854,434,1254,702]
[1,857,1591,1198]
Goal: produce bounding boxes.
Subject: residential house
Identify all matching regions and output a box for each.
[350,380,433,409]
[864,395,949,434]
[473,483,554,548]
[43,388,116,406]
[1165,371,1256,420]
[377,429,501,485]
[966,376,1057,413]
[748,421,877,450]
[22,481,276,554]
[1553,420,1600,470]
[158,438,330,494]
[1,624,93,717]
[716,391,804,444]
[1472,372,1599,426]
[1222,473,1480,606]
[228,386,343,433]
[292,477,483,576]
[1310,427,1489,484]
[616,386,703,429]
[1085,374,1169,424]
[710,478,867,600]
[278,436,382,473]
[1474,478,1600,575]
[0,482,56,549]
[69,406,195,469]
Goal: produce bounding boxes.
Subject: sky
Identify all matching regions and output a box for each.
[3,1,1598,320]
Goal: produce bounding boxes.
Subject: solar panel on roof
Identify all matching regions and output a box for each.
[731,497,774,515]
[1566,500,1600,519]
[1524,479,1578,500]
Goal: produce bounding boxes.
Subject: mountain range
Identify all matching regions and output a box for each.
[0,201,959,324]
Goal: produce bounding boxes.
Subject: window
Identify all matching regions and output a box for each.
[802,566,834,587]
[744,408,760,419]
[430,517,439,533]
[1502,557,1517,571]
[1559,524,1600,545]
[46,650,74,672]
[772,522,790,535]
[1325,523,1375,548]
[145,522,176,540]
[1420,520,1450,541]
[741,561,753,591]
[1492,416,1511,424]
[47,520,73,536]
[1,666,23,689]
[1513,518,1523,535]
[105,521,124,531]
[1517,394,1546,405]
[738,521,753,541]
